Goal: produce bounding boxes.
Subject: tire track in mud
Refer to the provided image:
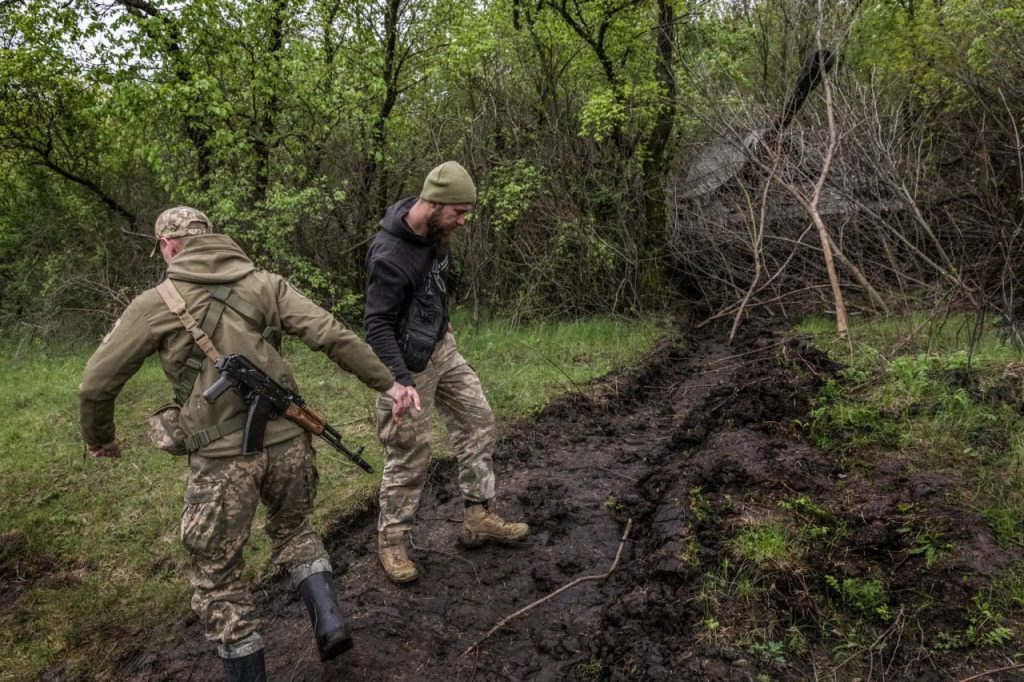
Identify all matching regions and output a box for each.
[113,318,1024,682]
[114,322,831,681]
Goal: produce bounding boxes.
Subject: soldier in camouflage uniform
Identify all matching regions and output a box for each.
[80,207,413,681]
[364,162,529,584]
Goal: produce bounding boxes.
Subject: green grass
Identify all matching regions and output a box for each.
[797,312,1024,547]
[682,313,1024,677]
[730,519,803,569]
[0,312,667,681]
[797,312,1021,368]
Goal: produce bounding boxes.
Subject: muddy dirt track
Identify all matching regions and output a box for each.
[114,320,1023,681]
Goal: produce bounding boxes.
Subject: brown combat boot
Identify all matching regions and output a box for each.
[459,503,529,548]
[377,531,418,584]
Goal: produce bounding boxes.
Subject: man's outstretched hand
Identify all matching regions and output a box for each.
[385,384,422,423]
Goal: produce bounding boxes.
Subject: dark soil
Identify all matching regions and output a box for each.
[109,319,1023,681]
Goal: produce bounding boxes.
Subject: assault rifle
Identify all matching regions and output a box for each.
[202,353,375,473]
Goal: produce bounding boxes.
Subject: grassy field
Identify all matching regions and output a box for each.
[0,313,668,681]
[670,313,1024,678]
[799,312,1024,590]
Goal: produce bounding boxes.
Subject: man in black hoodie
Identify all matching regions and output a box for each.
[365,161,529,584]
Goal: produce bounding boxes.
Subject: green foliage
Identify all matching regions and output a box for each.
[2,0,1024,331]
[788,311,1024,673]
[746,638,787,667]
[551,217,616,275]
[849,0,1024,109]
[799,313,1024,552]
[978,427,1024,546]
[993,567,1024,612]
[966,593,1014,647]
[931,591,1015,651]
[777,494,827,520]
[778,494,836,541]
[825,574,892,622]
[217,179,349,301]
[804,316,1020,459]
[698,558,743,643]
[1,0,702,331]
[904,527,953,568]
[730,520,801,569]
[809,377,901,452]
[689,485,712,523]
[477,160,547,232]
[577,657,605,678]
[579,87,628,143]
[603,495,624,515]
[452,312,668,418]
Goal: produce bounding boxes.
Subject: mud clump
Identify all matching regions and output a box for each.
[105,320,1022,681]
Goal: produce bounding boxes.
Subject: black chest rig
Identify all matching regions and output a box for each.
[397,252,449,373]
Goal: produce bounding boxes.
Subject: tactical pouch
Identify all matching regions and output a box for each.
[398,286,442,373]
[399,325,436,373]
[148,403,188,455]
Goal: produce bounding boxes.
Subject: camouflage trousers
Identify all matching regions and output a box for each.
[181,432,329,648]
[376,333,496,533]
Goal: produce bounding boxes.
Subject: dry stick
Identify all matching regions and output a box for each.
[461,518,634,657]
[834,605,905,673]
[705,338,790,366]
[957,663,1024,682]
[729,162,773,344]
[596,466,638,482]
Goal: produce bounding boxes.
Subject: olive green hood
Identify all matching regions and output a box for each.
[166,234,255,284]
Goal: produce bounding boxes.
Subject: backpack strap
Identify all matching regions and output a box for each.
[210,285,279,346]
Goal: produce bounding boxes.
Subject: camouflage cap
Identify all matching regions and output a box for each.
[151,206,212,256]
[155,206,213,240]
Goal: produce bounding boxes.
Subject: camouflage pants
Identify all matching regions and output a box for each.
[181,432,329,648]
[376,333,496,533]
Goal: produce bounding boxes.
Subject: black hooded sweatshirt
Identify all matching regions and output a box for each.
[364,197,450,387]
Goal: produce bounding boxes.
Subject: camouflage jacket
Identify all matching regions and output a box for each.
[79,234,394,457]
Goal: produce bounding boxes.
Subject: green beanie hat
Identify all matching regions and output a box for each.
[420,161,477,205]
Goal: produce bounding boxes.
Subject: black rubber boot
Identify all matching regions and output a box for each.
[221,649,266,682]
[297,570,353,662]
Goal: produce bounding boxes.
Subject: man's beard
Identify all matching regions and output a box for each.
[426,209,454,248]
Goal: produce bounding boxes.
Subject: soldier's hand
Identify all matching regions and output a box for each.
[384,384,420,423]
[404,386,421,413]
[88,441,122,458]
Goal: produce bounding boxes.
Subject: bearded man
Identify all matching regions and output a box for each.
[363,161,529,584]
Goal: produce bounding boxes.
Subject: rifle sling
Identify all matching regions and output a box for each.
[156,280,225,405]
[183,415,247,454]
[155,279,224,363]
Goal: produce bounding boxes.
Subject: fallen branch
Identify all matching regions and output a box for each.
[833,605,904,673]
[596,466,638,482]
[957,663,1024,682]
[461,518,634,657]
